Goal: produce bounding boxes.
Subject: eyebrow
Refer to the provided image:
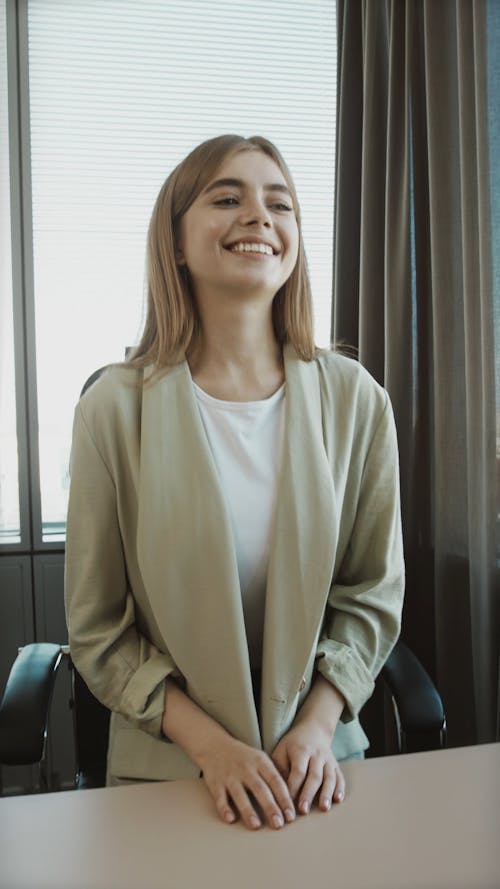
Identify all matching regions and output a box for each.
[203,177,292,198]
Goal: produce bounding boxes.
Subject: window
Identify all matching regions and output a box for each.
[4,0,337,545]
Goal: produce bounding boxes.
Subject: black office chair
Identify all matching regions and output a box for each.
[0,638,446,794]
[0,645,110,792]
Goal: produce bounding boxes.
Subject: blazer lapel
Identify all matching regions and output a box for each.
[260,346,339,751]
[136,362,260,747]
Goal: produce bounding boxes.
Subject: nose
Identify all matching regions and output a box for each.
[239,194,272,227]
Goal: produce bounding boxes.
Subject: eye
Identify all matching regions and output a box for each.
[213,196,239,206]
[270,201,294,212]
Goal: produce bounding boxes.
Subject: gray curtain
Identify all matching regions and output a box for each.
[333,0,499,746]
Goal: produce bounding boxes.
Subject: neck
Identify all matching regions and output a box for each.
[187,300,284,401]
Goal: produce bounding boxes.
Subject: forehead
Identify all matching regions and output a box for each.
[206,149,288,188]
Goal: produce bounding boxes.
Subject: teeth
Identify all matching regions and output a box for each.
[230,242,274,255]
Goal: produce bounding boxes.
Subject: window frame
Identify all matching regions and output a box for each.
[4,0,46,553]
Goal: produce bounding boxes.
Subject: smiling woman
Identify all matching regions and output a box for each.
[65,133,405,832]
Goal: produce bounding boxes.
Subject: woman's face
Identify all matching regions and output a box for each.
[177,150,299,306]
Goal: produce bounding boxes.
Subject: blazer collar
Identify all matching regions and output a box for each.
[260,345,338,747]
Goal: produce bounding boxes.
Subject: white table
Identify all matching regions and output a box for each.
[1,743,499,889]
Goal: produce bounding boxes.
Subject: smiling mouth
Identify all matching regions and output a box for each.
[226,241,276,256]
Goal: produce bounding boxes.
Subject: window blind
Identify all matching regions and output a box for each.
[27,0,337,534]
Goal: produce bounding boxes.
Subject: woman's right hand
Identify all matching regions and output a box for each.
[198,734,296,830]
[162,678,295,830]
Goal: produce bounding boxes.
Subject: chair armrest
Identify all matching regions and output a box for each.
[0,643,63,765]
[380,640,447,751]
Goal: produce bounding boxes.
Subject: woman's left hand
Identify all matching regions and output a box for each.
[271,720,345,814]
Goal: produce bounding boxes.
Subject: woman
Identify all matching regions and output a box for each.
[65,134,404,831]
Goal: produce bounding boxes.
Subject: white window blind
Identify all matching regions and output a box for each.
[27,0,337,537]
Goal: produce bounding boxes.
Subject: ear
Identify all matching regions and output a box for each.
[175,218,186,265]
[174,235,186,265]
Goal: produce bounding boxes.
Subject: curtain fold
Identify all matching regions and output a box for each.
[333,0,499,746]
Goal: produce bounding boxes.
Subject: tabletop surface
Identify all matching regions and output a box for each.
[1,742,499,889]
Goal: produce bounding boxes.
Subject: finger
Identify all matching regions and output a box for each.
[261,762,296,823]
[240,768,293,829]
[297,759,324,814]
[286,753,309,802]
[212,785,237,825]
[227,782,263,831]
[318,762,337,811]
[333,764,346,803]
[270,745,290,781]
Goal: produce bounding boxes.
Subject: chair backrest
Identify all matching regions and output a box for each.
[71,665,110,789]
[360,676,399,757]
[80,365,111,397]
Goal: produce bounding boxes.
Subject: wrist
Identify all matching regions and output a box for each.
[191,722,236,772]
[162,678,234,770]
[295,675,345,740]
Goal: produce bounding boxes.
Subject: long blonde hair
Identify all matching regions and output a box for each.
[129,134,316,371]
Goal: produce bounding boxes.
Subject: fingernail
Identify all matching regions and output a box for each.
[249,815,261,829]
[284,807,295,822]
[323,798,331,811]
[336,790,344,802]
[300,800,310,814]
[272,814,284,829]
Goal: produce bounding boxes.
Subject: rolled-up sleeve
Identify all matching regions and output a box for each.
[316,392,405,720]
[64,403,177,740]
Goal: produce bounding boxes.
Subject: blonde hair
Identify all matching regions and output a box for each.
[129,134,316,371]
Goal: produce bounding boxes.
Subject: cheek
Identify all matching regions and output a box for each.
[206,216,227,245]
[286,217,299,253]
[286,229,300,272]
[183,219,224,266]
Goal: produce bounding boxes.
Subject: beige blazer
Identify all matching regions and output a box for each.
[64,346,404,784]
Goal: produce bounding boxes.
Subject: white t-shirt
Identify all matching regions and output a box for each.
[194,381,285,666]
